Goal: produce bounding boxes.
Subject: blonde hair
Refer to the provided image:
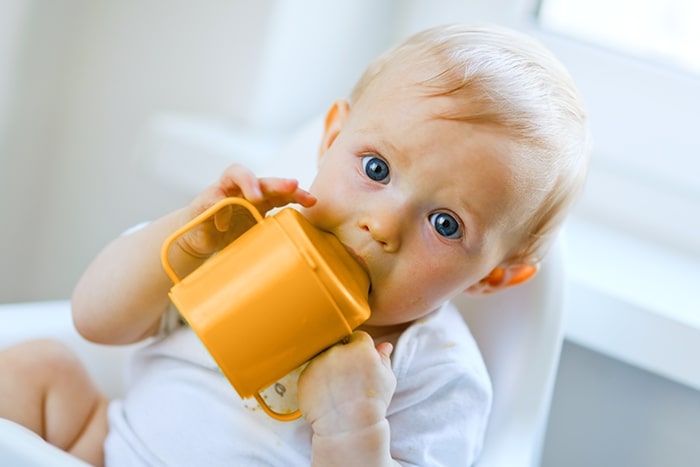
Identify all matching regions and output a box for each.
[350,24,591,263]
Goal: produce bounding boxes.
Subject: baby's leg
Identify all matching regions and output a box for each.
[0,339,109,466]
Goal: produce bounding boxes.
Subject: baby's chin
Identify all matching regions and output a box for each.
[363,297,429,329]
[372,293,448,327]
[357,319,413,339]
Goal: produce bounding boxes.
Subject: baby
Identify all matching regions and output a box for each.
[0,23,589,466]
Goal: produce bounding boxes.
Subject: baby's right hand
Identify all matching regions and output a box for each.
[176,164,317,259]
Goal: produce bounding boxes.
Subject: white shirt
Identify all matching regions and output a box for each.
[104,302,492,466]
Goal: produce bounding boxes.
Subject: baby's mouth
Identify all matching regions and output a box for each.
[342,244,372,295]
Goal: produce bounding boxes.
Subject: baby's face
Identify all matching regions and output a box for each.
[302,80,526,330]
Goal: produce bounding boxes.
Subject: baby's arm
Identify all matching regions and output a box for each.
[72,164,316,345]
[298,332,401,467]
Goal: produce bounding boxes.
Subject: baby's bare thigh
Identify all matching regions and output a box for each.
[0,339,109,465]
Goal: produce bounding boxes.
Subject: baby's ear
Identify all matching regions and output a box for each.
[465,262,538,295]
[319,99,350,158]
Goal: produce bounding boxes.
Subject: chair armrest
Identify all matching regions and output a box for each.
[0,300,143,464]
[0,418,91,467]
[0,300,137,398]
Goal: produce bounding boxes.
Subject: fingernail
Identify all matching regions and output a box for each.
[250,185,263,200]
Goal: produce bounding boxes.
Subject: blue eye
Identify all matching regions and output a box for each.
[362,156,390,183]
[429,212,462,239]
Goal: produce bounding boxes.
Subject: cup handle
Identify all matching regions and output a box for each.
[253,392,303,422]
[160,197,264,284]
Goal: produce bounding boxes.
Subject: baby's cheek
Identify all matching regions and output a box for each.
[302,207,331,231]
[303,198,343,229]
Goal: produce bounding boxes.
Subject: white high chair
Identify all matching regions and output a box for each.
[456,242,565,467]
[0,117,566,467]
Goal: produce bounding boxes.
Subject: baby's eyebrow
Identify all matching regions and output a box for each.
[379,137,401,157]
[356,127,402,157]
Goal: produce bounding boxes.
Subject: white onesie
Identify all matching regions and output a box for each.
[104,301,492,466]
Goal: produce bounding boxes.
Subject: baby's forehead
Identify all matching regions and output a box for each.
[353,55,442,102]
[357,66,498,130]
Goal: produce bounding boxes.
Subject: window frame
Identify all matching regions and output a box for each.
[517,1,700,256]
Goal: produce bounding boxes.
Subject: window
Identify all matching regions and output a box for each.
[538,0,700,75]
[529,0,700,257]
[526,0,699,392]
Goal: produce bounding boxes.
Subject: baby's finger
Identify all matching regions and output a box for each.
[258,177,299,196]
[375,342,394,370]
[213,205,232,232]
[259,178,317,208]
[348,332,393,371]
[346,330,375,348]
[217,164,263,201]
[291,187,317,207]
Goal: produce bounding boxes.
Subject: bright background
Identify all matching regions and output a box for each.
[1,1,698,466]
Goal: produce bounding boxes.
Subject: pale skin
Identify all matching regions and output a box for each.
[0,64,538,466]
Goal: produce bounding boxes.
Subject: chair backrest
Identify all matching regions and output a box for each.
[454,239,565,467]
[269,116,566,467]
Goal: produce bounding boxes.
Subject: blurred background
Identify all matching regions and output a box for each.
[1,1,698,465]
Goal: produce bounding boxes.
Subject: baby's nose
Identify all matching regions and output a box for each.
[358,208,402,252]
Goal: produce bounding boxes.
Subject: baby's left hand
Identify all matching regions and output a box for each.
[298,331,396,437]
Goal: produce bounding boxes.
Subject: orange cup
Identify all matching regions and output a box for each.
[161,198,371,421]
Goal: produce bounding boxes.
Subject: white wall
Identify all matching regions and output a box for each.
[0,0,83,301]
[0,0,27,127]
[0,0,393,302]
[1,0,275,300]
